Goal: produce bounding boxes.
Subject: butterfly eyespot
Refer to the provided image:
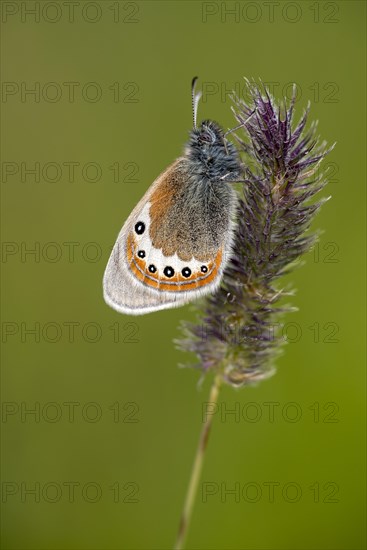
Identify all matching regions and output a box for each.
[163,266,175,278]
[135,222,145,235]
[137,250,145,259]
[181,267,191,278]
[201,265,208,273]
[148,264,156,273]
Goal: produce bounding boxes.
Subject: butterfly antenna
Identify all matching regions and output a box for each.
[224,109,256,137]
[191,76,202,129]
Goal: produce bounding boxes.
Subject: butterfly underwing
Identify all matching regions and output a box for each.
[103,79,243,315]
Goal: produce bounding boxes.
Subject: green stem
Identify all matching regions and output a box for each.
[174,375,222,550]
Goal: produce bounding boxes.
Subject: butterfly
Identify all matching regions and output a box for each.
[103,77,248,315]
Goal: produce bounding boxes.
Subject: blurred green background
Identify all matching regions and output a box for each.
[1,1,365,549]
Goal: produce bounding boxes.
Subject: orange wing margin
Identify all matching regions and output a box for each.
[126,233,223,292]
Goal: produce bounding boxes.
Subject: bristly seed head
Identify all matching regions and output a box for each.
[176,80,335,388]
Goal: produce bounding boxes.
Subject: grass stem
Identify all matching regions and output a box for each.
[174,375,222,550]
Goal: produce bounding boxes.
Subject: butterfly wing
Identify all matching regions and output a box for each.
[103,158,236,315]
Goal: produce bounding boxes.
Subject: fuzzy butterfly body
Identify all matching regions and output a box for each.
[103,82,243,315]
